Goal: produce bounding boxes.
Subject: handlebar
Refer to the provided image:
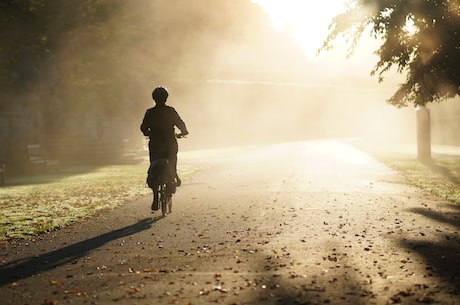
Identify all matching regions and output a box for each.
[144,133,188,139]
[175,133,188,139]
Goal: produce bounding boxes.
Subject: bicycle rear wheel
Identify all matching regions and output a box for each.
[167,194,172,214]
[161,194,173,216]
[160,184,168,216]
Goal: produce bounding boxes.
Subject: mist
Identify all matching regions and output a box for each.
[1,0,458,166]
[106,0,416,151]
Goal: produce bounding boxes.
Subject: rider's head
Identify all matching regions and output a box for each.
[152,86,169,105]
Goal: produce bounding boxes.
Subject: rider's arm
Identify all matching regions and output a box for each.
[173,109,189,137]
[140,110,151,137]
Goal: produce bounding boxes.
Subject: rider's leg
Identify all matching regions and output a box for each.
[151,189,159,210]
[149,148,160,211]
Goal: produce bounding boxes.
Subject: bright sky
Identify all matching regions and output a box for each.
[251,0,349,60]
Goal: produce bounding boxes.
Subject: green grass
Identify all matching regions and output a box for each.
[357,142,460,205]
[0,164,199,241]
[3,143,459,241]
[383,158,460,204]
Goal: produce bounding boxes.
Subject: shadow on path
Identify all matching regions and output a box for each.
[256,253,369,305]
[399,206,460,291]
[0,217,158,287]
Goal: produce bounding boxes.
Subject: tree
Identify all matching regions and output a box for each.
[0,0,303,115]
[322,0,459,161]
[322,0,459,108]
[0,0,308,164]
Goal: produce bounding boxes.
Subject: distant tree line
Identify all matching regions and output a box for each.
[0,0,305,117]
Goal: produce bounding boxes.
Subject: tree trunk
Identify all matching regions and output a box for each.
[416,106,431,162]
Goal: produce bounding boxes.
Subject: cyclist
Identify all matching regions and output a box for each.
[141,86,188,210]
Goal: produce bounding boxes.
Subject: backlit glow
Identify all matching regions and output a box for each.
[251,0,348,60]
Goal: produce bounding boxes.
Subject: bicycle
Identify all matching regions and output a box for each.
[146,133,186,216]
[147,159,175,216]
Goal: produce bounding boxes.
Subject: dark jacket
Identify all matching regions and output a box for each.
[140,105,188,152]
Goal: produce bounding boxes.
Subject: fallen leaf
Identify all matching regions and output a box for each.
[128,287,139,294]
[417,296,434,303]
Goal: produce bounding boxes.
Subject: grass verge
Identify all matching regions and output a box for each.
[357,142,460,205]
[0,163,199,241]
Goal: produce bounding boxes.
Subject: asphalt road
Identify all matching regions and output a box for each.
[1,140,459,305]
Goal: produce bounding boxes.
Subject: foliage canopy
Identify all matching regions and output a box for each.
[0,0,303,115]
[323,0,460,107]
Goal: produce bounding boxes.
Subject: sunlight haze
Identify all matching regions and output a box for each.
[251,0,348,60]
[2,0,443,166]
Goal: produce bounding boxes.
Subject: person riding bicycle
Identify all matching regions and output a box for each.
[140,86,188,210]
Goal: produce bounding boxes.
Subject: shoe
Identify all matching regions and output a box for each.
[151,199,159,211]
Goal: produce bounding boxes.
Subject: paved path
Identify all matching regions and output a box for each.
[1,140,459,305]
